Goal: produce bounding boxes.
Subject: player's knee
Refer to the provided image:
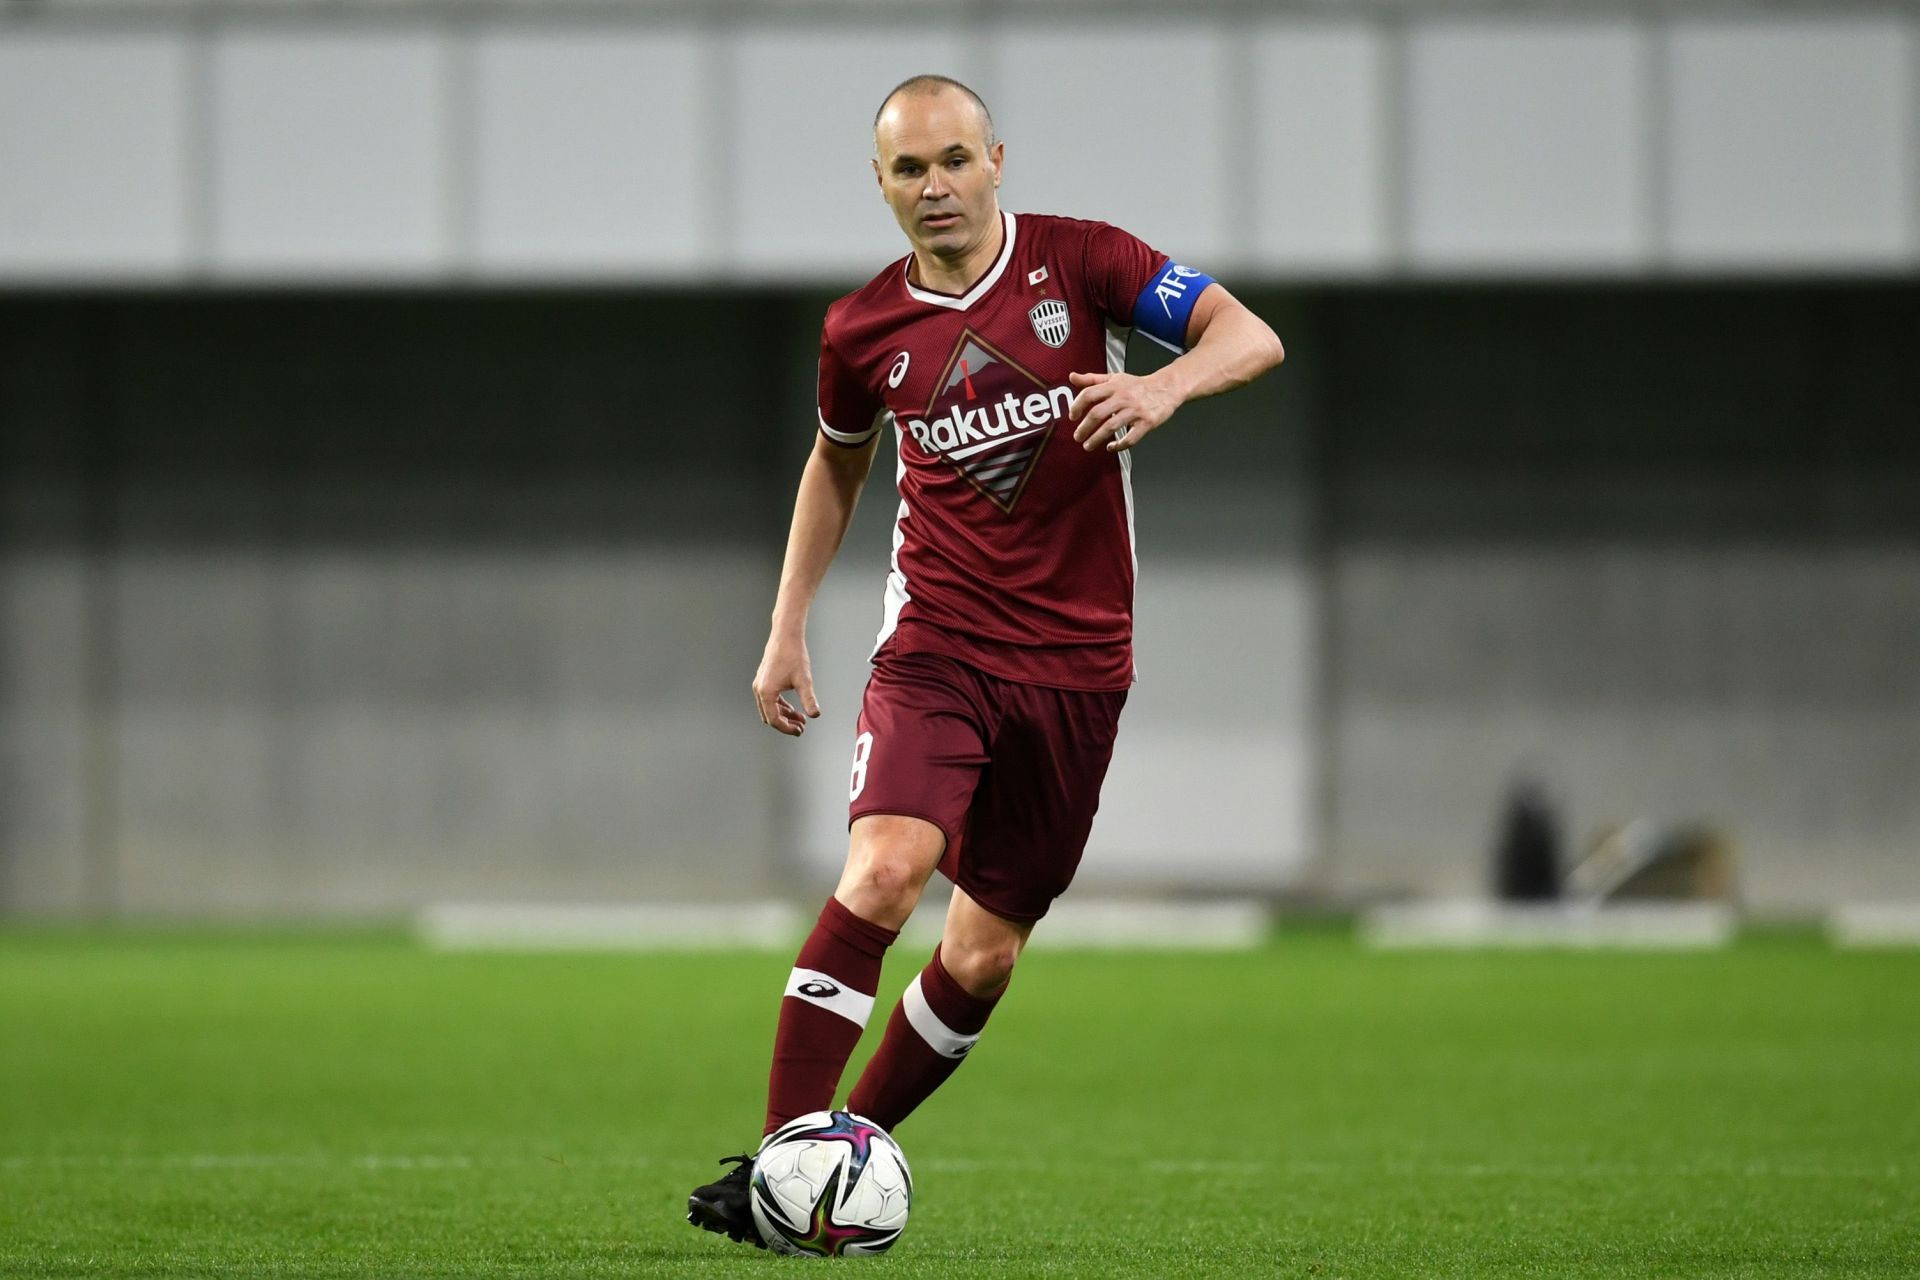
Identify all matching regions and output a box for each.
[943,939,1019,997]
[840,816,943,922]
[853,852,921,905]
[837,848,930,924]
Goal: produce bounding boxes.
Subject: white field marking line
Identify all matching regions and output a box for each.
[0,1153,614,1174]
[914,1157,1905,1181]
[1,1154,1901,1181]
[1143,1160,1267,1175]
[0,1155,324,1170]
[0,1154,473,1171]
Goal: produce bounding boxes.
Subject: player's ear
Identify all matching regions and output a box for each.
[989,140,1004,187]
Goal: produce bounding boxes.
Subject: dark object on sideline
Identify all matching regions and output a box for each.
[1493,779,1563,901]
[1569,822,1740,904]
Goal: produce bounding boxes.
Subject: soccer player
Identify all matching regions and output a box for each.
[687,74,1284,1246]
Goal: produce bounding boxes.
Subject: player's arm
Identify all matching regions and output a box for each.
[753,430,882,737]
[1069,284,1284,453]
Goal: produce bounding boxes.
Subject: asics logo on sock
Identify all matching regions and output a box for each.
[785,967,875,1027]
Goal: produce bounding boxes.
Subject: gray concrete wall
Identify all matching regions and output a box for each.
[1315,285,1920,911]
[4,284,1917,917]
[0,294,800,914]
[0,290,1318,916]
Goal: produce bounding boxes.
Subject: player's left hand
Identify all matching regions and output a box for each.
[1067,370,1181,453]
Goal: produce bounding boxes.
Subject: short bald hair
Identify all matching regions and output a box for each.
[873,74,997,149]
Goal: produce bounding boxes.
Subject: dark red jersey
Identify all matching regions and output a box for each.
[816,211,1214,691]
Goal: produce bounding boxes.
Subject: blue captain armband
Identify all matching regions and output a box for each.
[1130,262,1216,352]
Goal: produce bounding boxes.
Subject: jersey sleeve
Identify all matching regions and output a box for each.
[1081,221,1218,354]
[816,326,888,449]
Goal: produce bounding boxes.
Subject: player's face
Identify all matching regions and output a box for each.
[872,92,1003,263]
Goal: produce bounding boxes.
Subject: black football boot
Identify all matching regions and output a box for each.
[686,1153,765,1248]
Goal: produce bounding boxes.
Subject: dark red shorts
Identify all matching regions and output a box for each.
[847,650,1128,924]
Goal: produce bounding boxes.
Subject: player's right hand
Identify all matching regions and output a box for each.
[752,635,821,737]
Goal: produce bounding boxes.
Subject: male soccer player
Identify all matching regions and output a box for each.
[687,74,1284,1246]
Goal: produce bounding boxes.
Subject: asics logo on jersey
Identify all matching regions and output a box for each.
[901,330,1067,513]
[887,351,910,388]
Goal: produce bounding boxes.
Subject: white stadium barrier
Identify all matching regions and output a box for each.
[1361,901,1737,951]
[1828,904,1920,950]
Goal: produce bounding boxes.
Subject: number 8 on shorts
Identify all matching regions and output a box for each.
[849,732,874,802]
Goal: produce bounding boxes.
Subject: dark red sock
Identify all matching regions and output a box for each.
[846,944,1002,1132]
[764,897,898,1136]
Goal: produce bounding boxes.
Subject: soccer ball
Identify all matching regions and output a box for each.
[749,1110,912,1257]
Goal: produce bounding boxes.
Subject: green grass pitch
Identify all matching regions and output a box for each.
[1,926,1914,1278]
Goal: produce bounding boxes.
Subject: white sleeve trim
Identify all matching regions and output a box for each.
[819,406,889,447]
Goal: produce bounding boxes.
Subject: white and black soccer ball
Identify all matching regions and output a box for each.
[749,1110,912,1258]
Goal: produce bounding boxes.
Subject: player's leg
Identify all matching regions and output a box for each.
[845,675,1127,1130]
[763,814,944,1136]
[845,885,1029,1130]
[688,653,992,1246]
[766,653,992,1132]
[938,882,1033,996]
[830,815,945,930]
[688,815,941,1248]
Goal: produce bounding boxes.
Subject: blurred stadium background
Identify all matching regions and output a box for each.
[2,0,1917,932]
[6,4,1920,1277]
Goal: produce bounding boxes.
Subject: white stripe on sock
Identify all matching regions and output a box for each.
[902,974,980,1060]
[783,967,875,1028]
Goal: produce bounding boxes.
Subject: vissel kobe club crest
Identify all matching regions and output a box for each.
[1028,298,1071,348]
[900,330,1074,514]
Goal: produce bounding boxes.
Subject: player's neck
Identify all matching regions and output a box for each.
[909,211,1005,297]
